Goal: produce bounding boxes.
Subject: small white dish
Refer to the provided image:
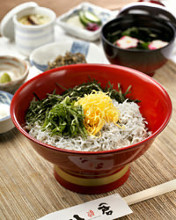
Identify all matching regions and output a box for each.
[0,56,29,93]
[0,90,14,134]
[30,39,106,71]
[56,2,115,41]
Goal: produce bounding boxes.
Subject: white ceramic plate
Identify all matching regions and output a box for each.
[56,2,115,41]
[30,39,106,71]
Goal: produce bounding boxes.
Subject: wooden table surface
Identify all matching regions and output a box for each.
[0,0,137,21]
[0,1,176,220]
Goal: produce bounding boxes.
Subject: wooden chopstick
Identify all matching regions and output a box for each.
[124,179,176,205]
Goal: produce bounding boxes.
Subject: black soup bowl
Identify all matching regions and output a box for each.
[101,13,175,76]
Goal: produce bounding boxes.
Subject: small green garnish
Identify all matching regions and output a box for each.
[79,10,101,26]
[42,96,87,138]
[108,26,167,50]
[0,72,11,83]
[26,92,62,124]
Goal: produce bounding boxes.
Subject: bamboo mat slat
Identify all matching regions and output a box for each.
[0,61,176,220]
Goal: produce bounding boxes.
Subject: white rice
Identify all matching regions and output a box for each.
[27,100,151,151]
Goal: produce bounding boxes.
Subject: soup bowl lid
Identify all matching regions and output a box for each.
[117,2,176,28]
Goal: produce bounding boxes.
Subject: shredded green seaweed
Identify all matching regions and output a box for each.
[42,96,87,138]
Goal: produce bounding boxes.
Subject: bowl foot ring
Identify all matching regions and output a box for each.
[54,165,130,194]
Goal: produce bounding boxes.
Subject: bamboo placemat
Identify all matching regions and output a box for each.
[0,60,176,220]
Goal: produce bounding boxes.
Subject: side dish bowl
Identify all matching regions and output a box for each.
[10,64,172,194]
[0,56,29,93]
[101,3,176,76]
[30,40,106,71]
[0,90,14,134]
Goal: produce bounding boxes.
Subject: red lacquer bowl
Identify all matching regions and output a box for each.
[10,64,172,194]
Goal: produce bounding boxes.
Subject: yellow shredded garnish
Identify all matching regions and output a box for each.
[76,91,121,136]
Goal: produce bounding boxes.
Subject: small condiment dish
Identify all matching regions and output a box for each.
[0,55,29,93]
[30,39,106,71]
[0,90,14,134]
[56,2,114,41]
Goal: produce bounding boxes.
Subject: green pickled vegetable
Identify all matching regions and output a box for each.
[79,10,101,26]
[0,72,11,83]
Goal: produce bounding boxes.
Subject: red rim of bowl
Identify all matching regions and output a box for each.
[10,64,172,155]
